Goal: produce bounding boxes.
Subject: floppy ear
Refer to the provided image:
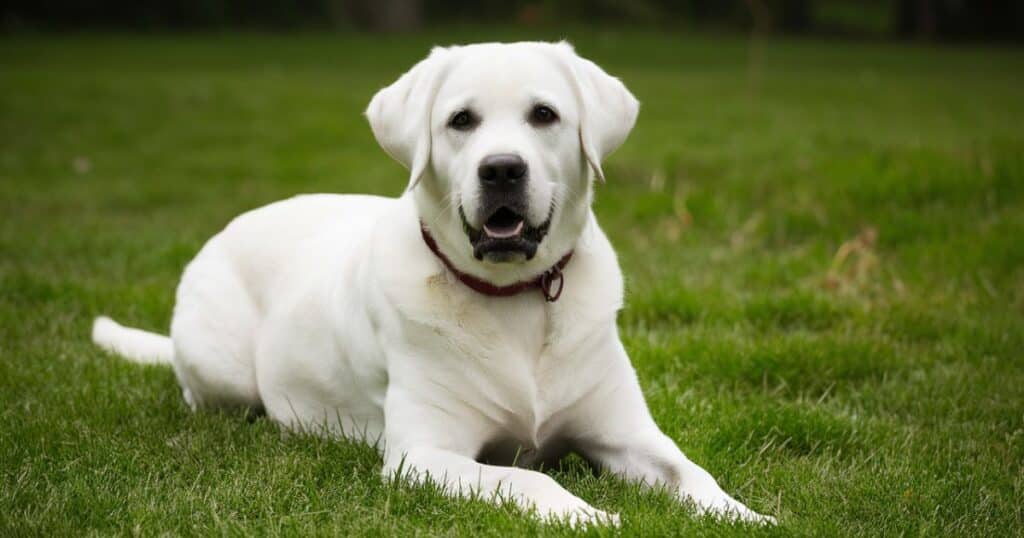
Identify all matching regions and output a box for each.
[555,42,640,183]
[366,46,453,191]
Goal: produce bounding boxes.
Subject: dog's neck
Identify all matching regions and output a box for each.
[419,224,573,301]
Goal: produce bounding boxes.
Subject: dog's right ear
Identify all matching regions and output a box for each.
[366,46,454,192]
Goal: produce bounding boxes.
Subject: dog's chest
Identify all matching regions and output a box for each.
[417,284,579,440]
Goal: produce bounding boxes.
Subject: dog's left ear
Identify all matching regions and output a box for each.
[366,46,454,191]
[555,42,640,183]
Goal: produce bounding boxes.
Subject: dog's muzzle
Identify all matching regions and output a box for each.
[462,154,550,262]
[459,206,551,263]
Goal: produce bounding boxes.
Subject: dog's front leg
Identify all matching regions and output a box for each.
[381,381,617,527]
[583,429,774,524]
[569,331,776,524]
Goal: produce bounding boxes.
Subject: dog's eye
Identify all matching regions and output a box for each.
[529,105,559,126]
[448,110,478,131]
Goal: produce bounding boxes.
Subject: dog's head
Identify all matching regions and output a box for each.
[367,42,638,284]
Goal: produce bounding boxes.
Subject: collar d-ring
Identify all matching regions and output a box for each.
[539,266,565,302]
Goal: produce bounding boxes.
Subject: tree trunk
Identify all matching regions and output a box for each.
[363,0,421,32]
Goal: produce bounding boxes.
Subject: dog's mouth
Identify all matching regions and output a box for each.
[460,206,551,263]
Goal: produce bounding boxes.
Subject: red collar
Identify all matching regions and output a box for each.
[420,223,572,302]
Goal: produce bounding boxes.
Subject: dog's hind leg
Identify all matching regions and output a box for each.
[170,251,263,413]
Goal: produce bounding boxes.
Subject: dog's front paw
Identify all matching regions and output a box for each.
[692,493,776,525]
[540,503,620,528]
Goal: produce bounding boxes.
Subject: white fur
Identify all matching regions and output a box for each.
[92,315,173,365]
[92,41,774,527]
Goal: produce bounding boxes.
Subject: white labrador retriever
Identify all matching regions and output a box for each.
[93,41,774,526]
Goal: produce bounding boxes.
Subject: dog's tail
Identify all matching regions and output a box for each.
[91,316,174,365]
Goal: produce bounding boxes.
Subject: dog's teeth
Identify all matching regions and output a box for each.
[483,220,524,239]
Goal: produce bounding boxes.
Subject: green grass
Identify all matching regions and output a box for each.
[2,28,1023,536]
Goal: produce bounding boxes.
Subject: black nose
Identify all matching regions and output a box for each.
[478,154,527,190]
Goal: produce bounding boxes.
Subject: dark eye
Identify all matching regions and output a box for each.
[448,109,477,131]
[529,105,559,126]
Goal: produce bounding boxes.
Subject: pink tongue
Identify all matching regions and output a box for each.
[483,219,524,239]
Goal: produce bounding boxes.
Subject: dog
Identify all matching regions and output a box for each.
[92,41,774,526]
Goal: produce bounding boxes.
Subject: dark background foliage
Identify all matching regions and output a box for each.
[4,0,1023,40]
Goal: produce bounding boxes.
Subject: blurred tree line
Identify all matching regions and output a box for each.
[4,0,1022,40]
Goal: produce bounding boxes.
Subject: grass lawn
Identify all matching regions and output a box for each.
[2,28,1023,536]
